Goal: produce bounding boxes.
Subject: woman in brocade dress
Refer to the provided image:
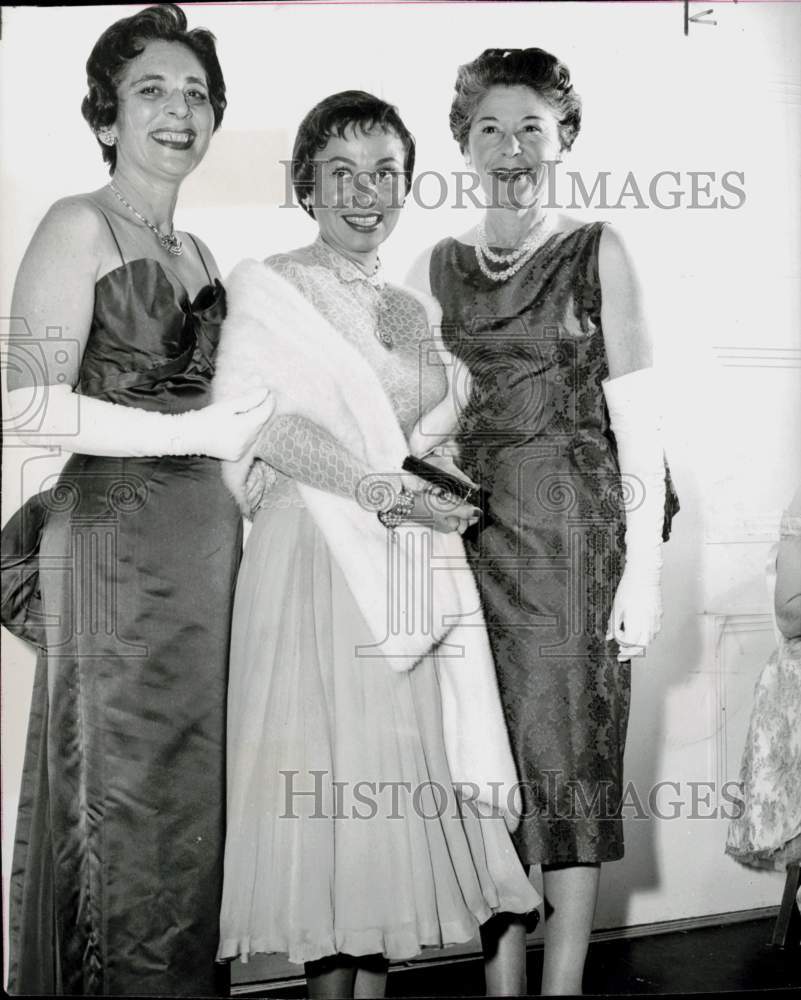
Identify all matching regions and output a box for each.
[1,6,272,995]
[409,48,678,994]
[215,91,540,1000]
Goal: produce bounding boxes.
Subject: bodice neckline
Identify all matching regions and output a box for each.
[450,223,600,277]
[309,237,385,289]
[95,257,224,315]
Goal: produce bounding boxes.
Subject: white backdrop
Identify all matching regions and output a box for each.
[2,1,800,988]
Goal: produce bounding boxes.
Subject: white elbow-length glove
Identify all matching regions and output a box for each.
[6,384,274,461]
[603,367,665,661]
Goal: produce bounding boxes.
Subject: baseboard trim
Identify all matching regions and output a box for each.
[586,905,779,944]
[231,907,779,996]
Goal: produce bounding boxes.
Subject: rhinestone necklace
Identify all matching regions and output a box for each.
[475,212,555,283]
[109,183,183,256]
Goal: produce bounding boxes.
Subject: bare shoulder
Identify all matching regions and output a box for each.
[32,194,107,255]
[598,222,639,276]
[597,223,651,375]
[597,223,645,302]
[9,194,108,392]
[15,193,110,293]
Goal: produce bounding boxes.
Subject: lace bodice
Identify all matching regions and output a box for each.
[250,238,447,511]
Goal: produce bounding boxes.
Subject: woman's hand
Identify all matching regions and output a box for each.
[366,472,479,533]
[403,454,481,532]
[189,390,275,462]
[607,569,663,661]
[408,488,481,534]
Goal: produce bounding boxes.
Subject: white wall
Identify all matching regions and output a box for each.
[2,1,800,986]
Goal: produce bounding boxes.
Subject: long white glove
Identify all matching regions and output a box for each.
[603,367,665,661]
[5,384,274,462]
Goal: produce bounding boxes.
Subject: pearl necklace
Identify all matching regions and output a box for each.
[475,213,555,283]
[109,183,183,256]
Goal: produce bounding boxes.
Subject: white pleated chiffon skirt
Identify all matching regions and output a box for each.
[218,506,539,966]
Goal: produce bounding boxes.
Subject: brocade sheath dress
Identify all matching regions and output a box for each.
[429,223,678,866]
[2,214,241,996]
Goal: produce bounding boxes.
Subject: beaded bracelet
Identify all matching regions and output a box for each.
[377,486,416,529]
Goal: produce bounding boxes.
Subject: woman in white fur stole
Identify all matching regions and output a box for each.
[212,92,540,998]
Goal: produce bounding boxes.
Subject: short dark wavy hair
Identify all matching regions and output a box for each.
[292,90,416,218]
[81,3,227,173]
[449,48,582,154]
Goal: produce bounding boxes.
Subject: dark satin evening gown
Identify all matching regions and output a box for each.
[2,221,242,995]
[430,223,678,866]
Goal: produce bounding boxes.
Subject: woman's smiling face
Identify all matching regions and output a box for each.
[109,39,215,182]
[466,85,562,210]
[310,124,408,268]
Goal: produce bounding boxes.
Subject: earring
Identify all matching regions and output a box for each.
[97,129,116,147]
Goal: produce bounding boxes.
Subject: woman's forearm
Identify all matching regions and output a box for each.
[6,384,272,462]
[7,384,195,456]
[251,413,373,501]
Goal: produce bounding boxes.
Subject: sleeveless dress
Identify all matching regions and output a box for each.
[2,215,242,995]
[217,239,539,967]
[726,511,801,870]
[429,223,677,866]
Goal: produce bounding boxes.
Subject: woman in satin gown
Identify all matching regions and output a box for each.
[1,6,272,995]
[409,48,679,994]
[215,90,540,1000]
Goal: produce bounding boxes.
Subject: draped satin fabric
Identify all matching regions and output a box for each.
[2,256,241,995]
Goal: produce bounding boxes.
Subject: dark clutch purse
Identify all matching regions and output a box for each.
[402,455,491,518]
